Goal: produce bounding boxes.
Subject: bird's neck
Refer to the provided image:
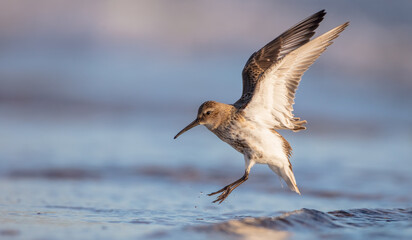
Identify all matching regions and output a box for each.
[206,103,237,131]
[211,107,242,131]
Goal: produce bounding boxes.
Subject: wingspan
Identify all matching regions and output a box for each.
[242,22,349,131]
[234,10,326,109]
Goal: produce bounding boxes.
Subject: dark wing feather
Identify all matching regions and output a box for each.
[242,22,349,131]
[234,10,326,108]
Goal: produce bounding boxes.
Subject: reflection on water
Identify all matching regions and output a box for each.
[1,168,411,240]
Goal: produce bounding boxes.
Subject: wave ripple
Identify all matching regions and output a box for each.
[194,208,412,239]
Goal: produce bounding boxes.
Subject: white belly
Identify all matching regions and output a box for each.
[243,126,287,165]
[214,120,289,167]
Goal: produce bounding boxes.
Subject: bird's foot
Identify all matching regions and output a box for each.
[208,185,229,196]
[207,172,248,204]
[208,186,233,204]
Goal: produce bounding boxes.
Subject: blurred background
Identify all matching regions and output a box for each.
[0,1,411,239]
[1,0,411,169]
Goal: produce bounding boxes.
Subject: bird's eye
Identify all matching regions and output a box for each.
[206,111,211,115]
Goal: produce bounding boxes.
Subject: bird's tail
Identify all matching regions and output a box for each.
[269,164,301,195]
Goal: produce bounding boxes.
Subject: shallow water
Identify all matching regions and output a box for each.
[1,166,411,240]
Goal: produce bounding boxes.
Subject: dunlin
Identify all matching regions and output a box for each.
[175,10,348,203]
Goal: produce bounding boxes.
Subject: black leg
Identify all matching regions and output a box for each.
[208,171,249,204]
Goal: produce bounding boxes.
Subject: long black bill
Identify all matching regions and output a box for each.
[174,119,199,139]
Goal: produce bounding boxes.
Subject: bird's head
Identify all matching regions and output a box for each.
[174,101,231,139]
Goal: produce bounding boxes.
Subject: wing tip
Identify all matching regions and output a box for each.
[334,21,350,33]
[317,9,327,18]
[317,21,350,44]
[301,9,327,29]
[341,21,350,29]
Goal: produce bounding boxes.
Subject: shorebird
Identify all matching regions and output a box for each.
[174,10,348,203]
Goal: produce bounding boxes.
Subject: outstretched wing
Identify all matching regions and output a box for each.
[234,10,326,108]
[242,22,349,131]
